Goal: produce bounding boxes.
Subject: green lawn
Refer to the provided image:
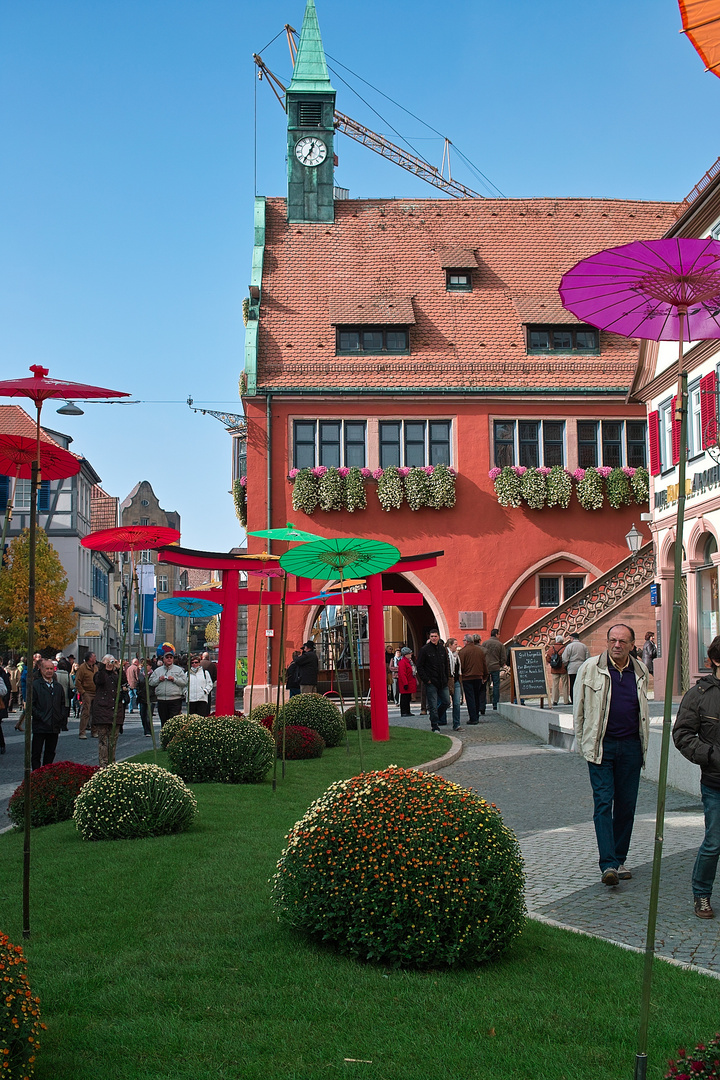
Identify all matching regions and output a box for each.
[0,728,715,1080]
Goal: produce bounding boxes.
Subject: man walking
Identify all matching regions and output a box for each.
[31,658,66,770]
[149,647,187,727]
[459,633,489,724]
[446,638,463,731]
[74,651,97,739]
[126,657,139,713]
[546,635,570,706]
[482,629,506,711]
[417,629,450,732]
[562,633,589,701]
[672,634,720,918]
[296,641,319,694]
[574,624,649,886]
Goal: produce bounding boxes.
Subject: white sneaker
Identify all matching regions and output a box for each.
[617,864,632,880]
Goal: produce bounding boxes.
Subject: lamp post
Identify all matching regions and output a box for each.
[625,523,643,563]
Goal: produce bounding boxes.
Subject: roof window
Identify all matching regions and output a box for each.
[336,326,410,355]
[446,270,472,292]
[526,324,599,355]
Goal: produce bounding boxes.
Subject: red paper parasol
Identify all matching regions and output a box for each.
[82,525,180,553]
[0,364,129,406]
[0,435,80,481]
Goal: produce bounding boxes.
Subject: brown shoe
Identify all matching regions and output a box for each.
[695,896,715,919]
[601,868,619,887]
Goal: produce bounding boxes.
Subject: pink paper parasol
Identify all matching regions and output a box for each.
[82,525,180,553]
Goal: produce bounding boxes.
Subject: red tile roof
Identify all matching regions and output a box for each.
[0,405,66,446]
[91,485,119,532]
[256,196,680,392]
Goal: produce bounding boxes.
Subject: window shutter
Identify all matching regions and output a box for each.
[701,371,718,449]
[648,411,661,476]
[671,395,681,465]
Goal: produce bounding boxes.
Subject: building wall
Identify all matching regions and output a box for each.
[120,481,182,651]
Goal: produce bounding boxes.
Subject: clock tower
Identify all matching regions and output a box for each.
[286,0,336,224]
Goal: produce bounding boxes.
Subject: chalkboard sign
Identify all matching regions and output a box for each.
[510,647,550,703]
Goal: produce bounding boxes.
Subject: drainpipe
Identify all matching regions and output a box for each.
[266,393,273,696]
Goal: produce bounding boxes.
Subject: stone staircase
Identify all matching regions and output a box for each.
[510,542,655,650]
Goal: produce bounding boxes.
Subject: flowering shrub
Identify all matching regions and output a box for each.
[666,1034,720,1078]
[277,724,325,760]
[7,761,98,829]
[249,702,277,726]
[233,476,247,528]
[377,466,404,511]
[345,467,367,512]
[279,693,345,748]
[631,466,649,505]
[519,468,547,510]
[343,703,372,730]
[159,713,196,751]
[272,766,525,967]
[428,463,457,509]
[606,467,633,509]
[167,715,274,784]
[318,468,346,512]
[291,468,319,515]
[575,467,604,510]
[546,466,573,508]
[73,763,197,841]
[491,466,522,508]
[0,933,45,1080]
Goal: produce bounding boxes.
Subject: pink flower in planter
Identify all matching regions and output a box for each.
[360,468,372,479]
[398,467,411,478]
[488,468,502,480]
[423,465,435,475]
[622,466,636,477]
[288,469,299,481]
[597,466,613,479]
[537,467,551,476]
[448,467,457,476]
[372,468,384,480]
[311,466,328,478]
[572,468,586,480]
[513,466,527,477]
[337,467,350,478]
[240,475,247,487]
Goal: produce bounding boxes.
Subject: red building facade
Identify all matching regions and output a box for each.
[238,1,679,694]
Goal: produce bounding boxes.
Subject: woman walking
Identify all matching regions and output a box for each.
[92,655,128,767]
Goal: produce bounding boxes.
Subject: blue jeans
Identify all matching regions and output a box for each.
[587,735,643,872]
[128,688,137,713]
[489,670,500,709]
[450,680,462,728]
[693,784,720,898]
[425,684,450,730]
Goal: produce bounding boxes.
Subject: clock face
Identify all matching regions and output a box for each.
[295,136,327,167]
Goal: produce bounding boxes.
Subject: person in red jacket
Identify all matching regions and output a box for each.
[397,647,417,717]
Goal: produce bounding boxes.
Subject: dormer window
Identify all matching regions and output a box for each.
[336,326,409,355]
[446,270,472,292]
[526,324,599,354]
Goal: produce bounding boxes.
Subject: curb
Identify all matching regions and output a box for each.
[529,911,720,981]
[415,734,463,774]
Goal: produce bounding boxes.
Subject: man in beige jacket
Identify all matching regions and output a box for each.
[74,652,98,739]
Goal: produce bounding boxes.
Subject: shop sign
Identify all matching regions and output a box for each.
[458,611,485,630]
[78,615,103,638]
[655,464,720,509]
[650,583,661,606]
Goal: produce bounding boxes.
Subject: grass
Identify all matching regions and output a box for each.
[0,727,716,1080]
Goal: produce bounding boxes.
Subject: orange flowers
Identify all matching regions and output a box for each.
[0,933,43,1079]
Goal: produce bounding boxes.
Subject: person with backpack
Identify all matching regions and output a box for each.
[546,634,570,706]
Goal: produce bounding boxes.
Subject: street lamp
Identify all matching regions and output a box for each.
[625,523,643,560]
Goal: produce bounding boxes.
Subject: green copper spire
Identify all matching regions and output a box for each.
[288,0,335,94]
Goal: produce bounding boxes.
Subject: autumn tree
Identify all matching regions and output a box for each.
[0,528,77,650]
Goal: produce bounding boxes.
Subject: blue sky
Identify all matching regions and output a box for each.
[1,0,717,550]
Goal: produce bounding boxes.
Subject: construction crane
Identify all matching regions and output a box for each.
[253,25,484,200]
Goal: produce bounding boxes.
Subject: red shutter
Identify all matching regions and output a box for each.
[701,371,718,449]
[671,395,681,465]
[648,410,661,476]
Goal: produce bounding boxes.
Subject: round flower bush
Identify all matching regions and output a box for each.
[159,712,196,750]
[74,763,197,842]
[277,724,325,760]
[343,703,372,730]
[249,702,278,726]
[0,932,45,1080]
[666,1033,720,1079]
[7,761,98,829]
[272,766,525,967]
[279,693,346,748]
[167,715,274,784]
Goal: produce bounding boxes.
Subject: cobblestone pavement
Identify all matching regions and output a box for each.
[389,702,720,975]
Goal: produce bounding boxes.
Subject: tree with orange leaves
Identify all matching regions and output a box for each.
[0,527,77,650]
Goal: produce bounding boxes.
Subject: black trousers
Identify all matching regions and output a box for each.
[399,692,414,716]
[188,700,210,716]
[157,700,183,727]
[464,679,487,723]
[31,732,59,771]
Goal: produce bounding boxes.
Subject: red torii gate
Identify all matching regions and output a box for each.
[157,545,442,740]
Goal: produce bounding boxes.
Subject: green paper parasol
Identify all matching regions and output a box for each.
[279,537,399,581]
[247,521,324,543]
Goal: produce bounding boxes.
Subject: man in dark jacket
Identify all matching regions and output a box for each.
[482,629,507,711]
[459,633,489,724]
[31,658,66,770]
[296,641,319,693]
[673,633,720,919]
[416,629,450,732]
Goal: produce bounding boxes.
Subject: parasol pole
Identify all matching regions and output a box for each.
[325,598,348,750]
[340,578,364,773]
[272,571,289,790]
[635,309,689,1080]
[133,554,158,756]
[0,467,20,570]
